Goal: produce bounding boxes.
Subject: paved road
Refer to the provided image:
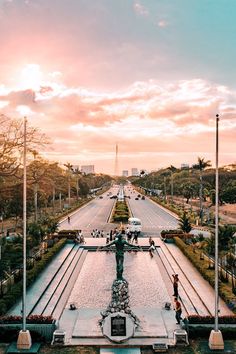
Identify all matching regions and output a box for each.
[59,185,179,237]
[125,186,178,236]
[59,186,119,236]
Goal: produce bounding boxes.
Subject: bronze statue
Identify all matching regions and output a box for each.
[100,231,141,280]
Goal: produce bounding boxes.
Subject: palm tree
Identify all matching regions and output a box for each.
[193,157,211,225]
[179,211,192,233]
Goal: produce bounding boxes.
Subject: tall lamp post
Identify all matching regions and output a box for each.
[209,114,224,350]
[17,117,32,350]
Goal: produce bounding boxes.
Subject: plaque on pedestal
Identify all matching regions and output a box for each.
[111,315,126,336]
[102,312,135,343]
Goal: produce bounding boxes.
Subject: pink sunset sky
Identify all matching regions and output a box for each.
[0,0,235,175]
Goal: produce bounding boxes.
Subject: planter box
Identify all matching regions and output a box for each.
[184,322,236,337]
[0,322,56,342]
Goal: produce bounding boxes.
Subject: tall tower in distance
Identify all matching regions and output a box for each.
[114,143,119,176]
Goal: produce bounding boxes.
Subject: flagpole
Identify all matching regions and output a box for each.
[17,117,32,350]
[209,114,224,350]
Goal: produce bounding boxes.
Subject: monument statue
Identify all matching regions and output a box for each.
[100,230,140,280]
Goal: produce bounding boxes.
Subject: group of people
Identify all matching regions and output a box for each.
[172,274,183,324]
[125,227,139,244]
[91,229,105,238]
[75,230,85,244]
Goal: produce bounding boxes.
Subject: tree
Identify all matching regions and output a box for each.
[193,157,211,225]
[221,181,236,204]
[78,180,89,197]
[178,211,192,233]
[0,115,48,177]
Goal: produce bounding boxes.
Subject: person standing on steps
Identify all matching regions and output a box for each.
[172,274,179,297]
[174,297,182,324]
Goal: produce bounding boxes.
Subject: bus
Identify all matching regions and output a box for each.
[128,217,142,235]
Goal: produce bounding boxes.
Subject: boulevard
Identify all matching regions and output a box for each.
[59,185,179,237]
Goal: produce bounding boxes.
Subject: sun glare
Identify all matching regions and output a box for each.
[20,64,43,90]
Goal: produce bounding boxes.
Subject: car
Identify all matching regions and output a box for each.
[135,197,139,200]
[137,194,141,197]
[99,196,103,199]
[110,195,117,199]
[141,196,145,200]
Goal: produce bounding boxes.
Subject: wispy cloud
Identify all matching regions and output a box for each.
[157,20,168,28]
[133,2,149,17]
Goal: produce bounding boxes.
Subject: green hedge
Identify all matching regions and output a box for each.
[187,315,236,324]
[188,325,236,339]
[174,237,236,313]
[112,200,130,223]
[0,238,67,315]
[161,229,184,236]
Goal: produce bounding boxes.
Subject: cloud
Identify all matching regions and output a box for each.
[157,20,168,28]
[1,77,235,172]
[133,2,149,17]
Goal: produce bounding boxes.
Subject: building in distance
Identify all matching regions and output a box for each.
[81,165,95,175]
[181,163,189,170]
[122,170,129,177]
[131,168,139,176]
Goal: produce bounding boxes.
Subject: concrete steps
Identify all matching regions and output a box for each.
[100,349,141,354]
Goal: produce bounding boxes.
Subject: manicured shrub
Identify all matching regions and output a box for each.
[112,200,130,223]
[0,238,66,315]
[174,236,236,313]
[188,315,236,324]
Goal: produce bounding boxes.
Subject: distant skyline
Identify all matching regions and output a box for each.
[0,0,236,174]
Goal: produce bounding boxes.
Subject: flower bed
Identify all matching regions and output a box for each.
[0,315,54,324]
[187,315,236,324]
[0,315,56,342]
[160,229,193,243]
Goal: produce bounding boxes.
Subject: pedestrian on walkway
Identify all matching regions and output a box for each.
[67,216,71,224]
[109,230,113,241]
[149,244,155,258]
[133,231,138,244]
[172,274,179,297]
[174,297,182,324]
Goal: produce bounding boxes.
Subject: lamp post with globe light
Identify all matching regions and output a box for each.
[17,116,32,350]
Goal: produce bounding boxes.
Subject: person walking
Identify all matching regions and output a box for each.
[133,230,138,244]
[67,216,71,224]
[172,274,179,297]
[174,297,182,324]
[109,230,113,241]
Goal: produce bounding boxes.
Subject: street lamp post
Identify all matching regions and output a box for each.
[209,114,224,350]
[17,117,32,350]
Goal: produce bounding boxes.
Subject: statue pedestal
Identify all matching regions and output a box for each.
[102,312,135,343]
